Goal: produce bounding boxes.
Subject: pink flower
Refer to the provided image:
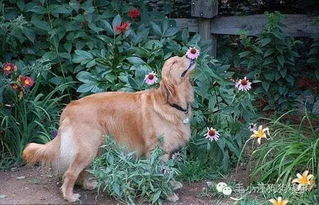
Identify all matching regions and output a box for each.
[115,22,130,33]
[235,77,252,91]
[3,63,17,75]
[144,72,158,85]
[19,75,34,87]
[128,8,140,19]
[204,127,220,141]
[186,47,200,60]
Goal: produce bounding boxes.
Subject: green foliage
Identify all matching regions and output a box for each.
[250,112,319,184]
[239,12,302,111]
[89,137,178,204]
[0,59,71,169]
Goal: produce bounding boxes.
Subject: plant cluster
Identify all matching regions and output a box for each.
[89,137,178,204]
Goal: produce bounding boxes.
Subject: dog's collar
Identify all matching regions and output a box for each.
[169,103,189,114]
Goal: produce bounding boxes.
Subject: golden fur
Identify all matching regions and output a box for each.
[22,55,196,202]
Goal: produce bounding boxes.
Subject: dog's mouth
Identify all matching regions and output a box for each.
[181,57,196,77]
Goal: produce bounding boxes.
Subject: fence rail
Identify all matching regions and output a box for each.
[174,14,319,38]
[176,0,319,57]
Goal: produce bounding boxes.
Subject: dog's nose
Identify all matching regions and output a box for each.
[184,54,196,63]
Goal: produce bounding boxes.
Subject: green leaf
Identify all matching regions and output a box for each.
[112,15,122,30]
[31,16,50,31]
[277,55,284,67]
[189,34,200,45]
[76,71,95,83]
[152,190,161,204]
[260,38,271,47]
[100,20,113,34]
[73,50,93,63]
[239,51,251,58]
[151,22,162,36]
[263,48,274,58]
[127,57,145,65]
[77,83,95,93]
[262,81,270,91]
[22,28,35,43]
[128,76,139,89]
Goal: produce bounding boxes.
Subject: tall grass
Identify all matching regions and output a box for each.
[250,112,319,184]
[0,82,72,169]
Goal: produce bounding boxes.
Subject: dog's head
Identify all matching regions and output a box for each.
[160,55,196,104]
[161,55,196,84]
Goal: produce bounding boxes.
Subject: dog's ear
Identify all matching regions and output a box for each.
[160,78,177,104]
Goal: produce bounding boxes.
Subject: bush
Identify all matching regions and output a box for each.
[239,12,302,111]
[89,137,178,204]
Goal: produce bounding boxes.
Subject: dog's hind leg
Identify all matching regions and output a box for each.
[61,151,94,202]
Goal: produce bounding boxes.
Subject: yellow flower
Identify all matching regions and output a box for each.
[292,170,316,191]
[269,197,289,205]
[250,125,269,144]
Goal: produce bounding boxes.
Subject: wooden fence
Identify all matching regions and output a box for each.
[173,0,319,57]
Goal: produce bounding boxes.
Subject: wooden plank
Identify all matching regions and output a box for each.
[174,15,319,38]
[198,19,217,57]
[191,0,218,18]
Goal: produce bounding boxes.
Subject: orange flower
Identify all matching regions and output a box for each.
[3,63,17,75]
[19,75,34,87]
[115,22,130,33]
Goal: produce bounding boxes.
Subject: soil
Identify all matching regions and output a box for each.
[0,166,242,205]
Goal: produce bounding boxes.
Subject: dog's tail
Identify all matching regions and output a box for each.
[22,134,60,167]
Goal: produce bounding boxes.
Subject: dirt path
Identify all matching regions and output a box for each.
[0,166,229,204]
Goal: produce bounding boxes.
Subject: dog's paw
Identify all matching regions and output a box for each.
[65,193,81,202]
[83,179,98,190]
[170,181,183,190]
[167,193,179,202]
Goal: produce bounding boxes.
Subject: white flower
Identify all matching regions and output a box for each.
[235,77,252,91]
[205,127,220,141]
[144,71,158,85]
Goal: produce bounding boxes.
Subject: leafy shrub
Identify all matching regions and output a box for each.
[239,12,302,111]
[250,112,319,184]
[0,0,257,173]
[89,137,178,204]
[0,59,71,169]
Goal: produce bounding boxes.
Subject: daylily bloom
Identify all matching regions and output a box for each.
[235,77,252,91]
[115,22,130,33]
[128,8,140,18]
[19,75,34,87]
[205,127,220,141]
[250,125,269,144]
[3,63,17,75]
[292,170,316,191]
[144,72,158,85]
[269,197,289,205]
[186,47,200,60]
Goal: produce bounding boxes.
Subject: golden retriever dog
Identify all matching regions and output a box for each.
[22,54,196,202]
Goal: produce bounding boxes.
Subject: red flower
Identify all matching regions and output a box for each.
[128,8,140,18]
[3,63,17,75]
[19,75,34,87]
[115,22,130,33]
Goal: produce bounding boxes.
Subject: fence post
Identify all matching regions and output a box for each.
[191,0,218,57]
